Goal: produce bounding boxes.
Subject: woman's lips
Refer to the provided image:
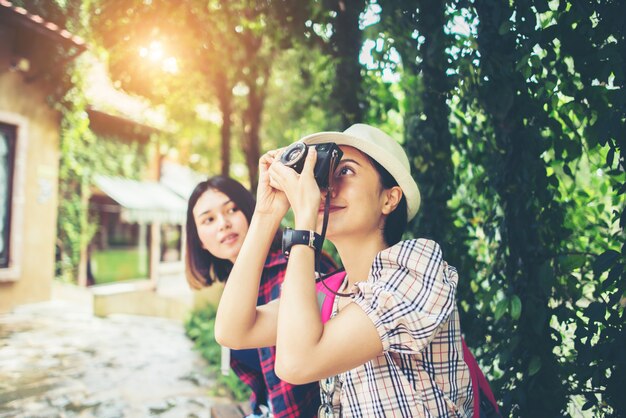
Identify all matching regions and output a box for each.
[318,206,344,214]
[221,233,238,244]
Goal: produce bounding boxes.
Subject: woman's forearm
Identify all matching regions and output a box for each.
[275,244,325,381]
[214,212,282,349]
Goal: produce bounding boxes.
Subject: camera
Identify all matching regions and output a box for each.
[279,142,343,188]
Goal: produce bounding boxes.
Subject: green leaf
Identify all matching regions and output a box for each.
[510,295,522,320]
[606,147,615,167]
[495,299,508,321]
[582,400,596,411]
[558,254,586,273]
[562,164,573,178]
[538,262,554,294]
[498,21,513,35]
[528,356,542,376]
[602,264,622,290]
[593,250,619,275]
[530,55,542,69]
[585,302,605,322]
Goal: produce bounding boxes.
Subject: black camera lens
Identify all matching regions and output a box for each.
[285,147,304,163]
[280,142,308,172]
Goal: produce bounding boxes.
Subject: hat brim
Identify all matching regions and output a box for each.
[301,131,421,221]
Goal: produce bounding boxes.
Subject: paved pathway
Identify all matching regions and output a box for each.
[0,299,223,418]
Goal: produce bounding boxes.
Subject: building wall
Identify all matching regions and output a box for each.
[0,72,61,313]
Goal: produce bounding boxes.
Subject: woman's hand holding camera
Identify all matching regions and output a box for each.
[256,149,290,219]
[268,147,321,231]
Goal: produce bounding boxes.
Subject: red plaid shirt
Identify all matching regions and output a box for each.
[230,249,336,417]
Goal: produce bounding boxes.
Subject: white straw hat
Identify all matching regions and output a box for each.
[300,123,421,221]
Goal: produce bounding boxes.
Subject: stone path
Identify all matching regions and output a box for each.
[0,299,223,418]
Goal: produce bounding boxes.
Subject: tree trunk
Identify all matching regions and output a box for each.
[241,63,270,191]
[242,90,262,191]
[329,0,367,128]
[215,70,232,177]
[474,0,568,414]
[407,0,454,248]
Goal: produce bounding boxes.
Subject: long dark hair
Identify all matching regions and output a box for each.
[368,157,408,246]
[185,176,281,289]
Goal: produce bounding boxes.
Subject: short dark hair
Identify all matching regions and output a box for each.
[367,157,408,246]
[185,176,280,288]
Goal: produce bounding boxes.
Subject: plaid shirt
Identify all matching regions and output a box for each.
[327,239,473,417]
[231,248,336,417]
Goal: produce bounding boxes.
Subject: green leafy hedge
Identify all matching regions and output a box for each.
[184,305,251,401]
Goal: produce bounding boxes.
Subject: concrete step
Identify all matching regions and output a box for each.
[53,275,226,321]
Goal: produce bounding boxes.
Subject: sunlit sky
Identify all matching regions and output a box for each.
[139,41,179,73]
[136,4,474,83]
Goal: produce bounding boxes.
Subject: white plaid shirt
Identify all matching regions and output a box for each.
[328,239,473,417]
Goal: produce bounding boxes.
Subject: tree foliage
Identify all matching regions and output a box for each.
[86,0,328,189]
[445,0,626,416]
[56,66,149,283]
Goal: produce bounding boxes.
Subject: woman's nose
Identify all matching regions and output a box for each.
[217,215,231,230]
[322,186,338,200]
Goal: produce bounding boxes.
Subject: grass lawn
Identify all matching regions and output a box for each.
[91,247,149,284]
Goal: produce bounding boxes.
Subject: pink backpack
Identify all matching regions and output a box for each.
[315,270,501,418]
[316,270,346,324]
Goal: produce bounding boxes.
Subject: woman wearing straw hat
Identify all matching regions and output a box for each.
[215,124,473,417]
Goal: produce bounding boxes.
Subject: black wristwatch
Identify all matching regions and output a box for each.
[282,228,323,258]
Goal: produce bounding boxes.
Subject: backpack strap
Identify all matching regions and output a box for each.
[462,338,501,418]
[315,270,347,323]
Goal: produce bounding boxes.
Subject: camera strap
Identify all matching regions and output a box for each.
[315,151,353,298]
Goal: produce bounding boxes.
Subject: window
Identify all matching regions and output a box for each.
[0,123,16,269]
